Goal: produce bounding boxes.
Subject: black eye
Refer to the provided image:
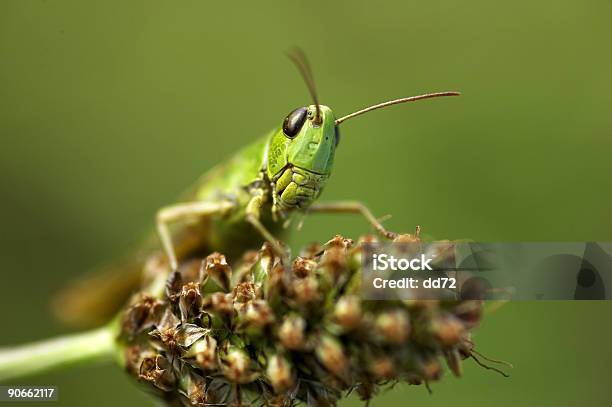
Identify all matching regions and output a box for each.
[282,107,308,139]
[334,126,340,146]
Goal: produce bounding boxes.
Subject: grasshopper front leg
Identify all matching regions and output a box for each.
[156,200,235,271]
[305,201,399,240]
[246,190,285,255]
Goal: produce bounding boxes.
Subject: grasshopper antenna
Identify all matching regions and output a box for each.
[287,48,322,125]
[335,91,460,125]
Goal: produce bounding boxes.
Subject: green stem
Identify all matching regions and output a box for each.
[0,327,117,382]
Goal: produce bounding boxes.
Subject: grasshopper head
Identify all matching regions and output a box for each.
[268,48,460,216]
[266,104,338,212]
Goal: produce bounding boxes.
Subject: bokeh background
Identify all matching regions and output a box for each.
[1,1,612,405]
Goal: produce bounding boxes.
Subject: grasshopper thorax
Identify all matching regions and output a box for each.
[267,104,338,214]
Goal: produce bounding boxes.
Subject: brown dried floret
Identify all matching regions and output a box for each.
[182,373,211,407]
[202,292,233,315]
[120,233,499,406]
[233,281,258,304]
[178,281,203,321]
[139,354,176,392]
[202,252,232,292]
[430,314,465,347]
[334,295,362,330]
[445,348,463,377]
[375,309,411,344]
[291,276,320,304]
[121,294,165,337]
[292,257,317,278]
[267,355,295,393]
[183,334,217,370]
[243,299,274,328]
[369,356,396,380]
[278,315,307,350]
[419,358,443,381]
[220,347,259,384]
[315,335,348,377]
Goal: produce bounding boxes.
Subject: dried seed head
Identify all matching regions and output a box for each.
[420,358,443,381]
[369,356,395,380]
[175,324,207,348]
[321,246,348,279]
[185,335,217,370]
[203,292,233,314]
[157,306,181,331]
[355,381,376,402]
[122,233,489,405]
[149,322,206,353]
[292,276,319,304]
[188,390,209,407]
[405,375,423,386]
[180,281,201,300]
[265,262,285,299]
[315,335,348,377]
[149,309,182,353]
[375,309,411,344]
[334,295,362,330]
[224,349,248,381]
[457,332,474,359]
[266,395,293,407]
[254,242,280,284]
[233,281,258,304]
[222,348,257,384]
[139,354,176,392]
[393,233,420,244]
[165,270,183,302]
[259,241,278,264]
[179,281,203,321]
[445,349,463,377]
[122,295,164,337]
[125,345,141,375]
[149,327,177,353]
[278,315,306,350]
[244,299,274,328]
[267,355,294,393]
[292,257,317,278]
[185,375,210,407]
[453,300,482,328]
[125,344,155,376]
[325,235,354,249]
[431,314,465,347]
[202,252,232,291]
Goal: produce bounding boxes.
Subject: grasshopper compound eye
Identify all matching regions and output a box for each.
[282,107,308,138]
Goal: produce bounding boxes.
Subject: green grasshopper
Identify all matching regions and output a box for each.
[55,50,459,326]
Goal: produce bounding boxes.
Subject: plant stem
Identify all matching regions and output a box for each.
[0,327,116,382]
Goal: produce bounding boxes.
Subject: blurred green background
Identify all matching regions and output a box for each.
[1,0,611,405]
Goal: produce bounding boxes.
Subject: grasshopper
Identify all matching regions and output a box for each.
[55,50,459,326]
